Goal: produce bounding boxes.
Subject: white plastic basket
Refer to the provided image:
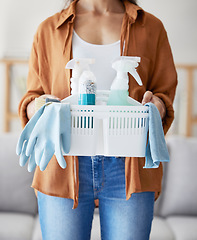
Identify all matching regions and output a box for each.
[63,104,149,157]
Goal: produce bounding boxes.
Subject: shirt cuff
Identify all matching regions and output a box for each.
[154,93,175,135]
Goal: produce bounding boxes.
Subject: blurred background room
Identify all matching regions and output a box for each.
[0,0,197,240]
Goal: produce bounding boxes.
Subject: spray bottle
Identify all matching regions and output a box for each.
[78,70,97,128]
[65,58,95,95]
[78,70,97,105]
[107,56,142,106]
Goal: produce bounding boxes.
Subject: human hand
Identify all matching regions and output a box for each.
[142,91,166,119]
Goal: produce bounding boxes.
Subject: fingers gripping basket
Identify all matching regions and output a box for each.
[64,104,149,157]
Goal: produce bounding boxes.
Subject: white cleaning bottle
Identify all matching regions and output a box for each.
[78,70,96,129]
[65,58,95,95]
[78,70,97,105]
[107,56,142,106]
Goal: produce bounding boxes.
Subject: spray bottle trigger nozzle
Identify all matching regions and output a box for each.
[129,69,143,86]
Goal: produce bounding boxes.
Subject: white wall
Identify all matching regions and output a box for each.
[0,0,65,58]
[0,0,65,132]
[140,0,197,64]
[0,0,197,133]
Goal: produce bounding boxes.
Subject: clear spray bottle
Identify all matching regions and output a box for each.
[107,56,142,106]
[65,58,95,95]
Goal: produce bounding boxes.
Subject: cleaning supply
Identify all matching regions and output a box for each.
[35,98,60,112]
[35,98,46,112]
[144,102,170,168]
[78,70,97,105]
[16,102,71,172]
[65,58,95,95]
[78,70,96,129]
[16,105,46,172]
[107,56,142,106]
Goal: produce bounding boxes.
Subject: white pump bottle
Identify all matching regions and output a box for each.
[65,58,95,95]
[107,56,142,106]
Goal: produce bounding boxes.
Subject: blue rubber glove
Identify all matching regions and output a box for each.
[16,102,71,172]
[25,102,71,171]
[16,105,47,172]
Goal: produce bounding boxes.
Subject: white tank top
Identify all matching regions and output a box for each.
[72,30,120,90]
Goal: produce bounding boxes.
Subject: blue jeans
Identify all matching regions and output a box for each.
[37,156,155,240]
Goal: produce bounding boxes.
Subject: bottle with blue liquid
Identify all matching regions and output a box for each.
[107,56,142,106]
[78,70,97,105]
[78,70,96,128]
[65,58,96,129]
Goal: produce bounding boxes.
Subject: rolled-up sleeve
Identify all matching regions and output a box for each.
[18,32,44,128]
[149,24,178,134]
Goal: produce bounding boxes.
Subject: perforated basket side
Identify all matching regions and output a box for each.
[65,105,98,156]
[65,105,149,156]
[102,106,149,157]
